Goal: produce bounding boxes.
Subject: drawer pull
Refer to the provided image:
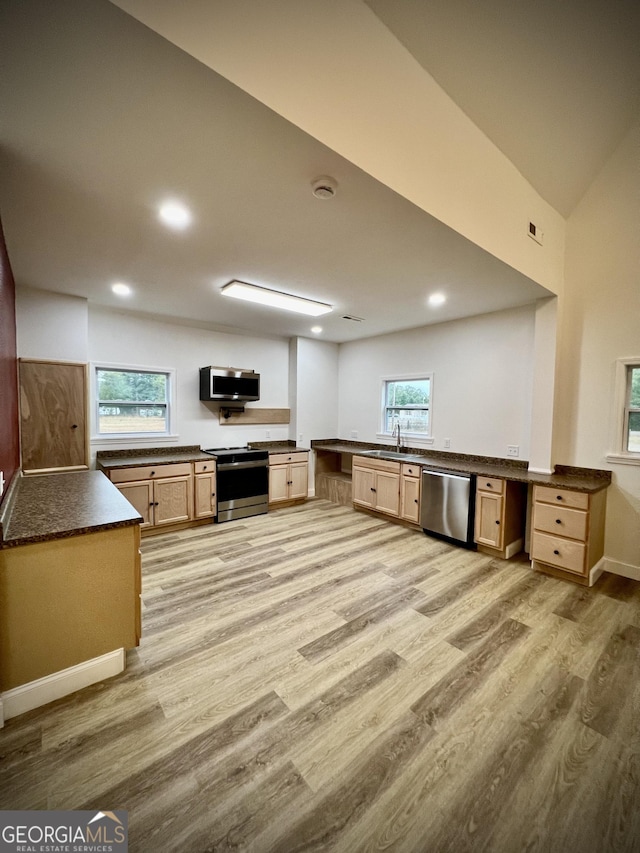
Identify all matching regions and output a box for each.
[151,470,156,476]
[203,465,207,470]
[371,488,376,493]
[414,499,418,504]
[556,495,563,501]
[553,549,560,555]
[495,520,500,525]
[486,482,492,488]
[556,518,562,524]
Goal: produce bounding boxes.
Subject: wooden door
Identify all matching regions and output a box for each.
[474,491,504,548]
[352,466,376,508]
[375,471,400,516]
[401,476,420,523]
[117,481,153,528]
[194,471,216,518]
[154,475,193,525]
[268,465,290,503]
[19,359,88,472]
[288,461,308,500]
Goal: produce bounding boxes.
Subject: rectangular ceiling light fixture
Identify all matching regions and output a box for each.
[221,280,332,317]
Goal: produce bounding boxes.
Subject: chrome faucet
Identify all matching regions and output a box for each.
[392,423,402,450]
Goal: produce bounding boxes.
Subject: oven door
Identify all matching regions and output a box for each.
[216,459,269,521]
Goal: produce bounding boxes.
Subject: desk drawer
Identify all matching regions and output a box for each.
[531,531,586,575]
[533,503,588,541]
[534,486,589,510]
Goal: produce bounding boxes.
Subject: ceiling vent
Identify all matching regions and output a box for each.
[311,176,338,199]
[342,314,364,322]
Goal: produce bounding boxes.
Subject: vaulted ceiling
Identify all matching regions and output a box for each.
[1,0,637,342]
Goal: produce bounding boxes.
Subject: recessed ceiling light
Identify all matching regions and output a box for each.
[428,292,446,307]
[158,200,192,230]
[311,326,323,334]
[112,282,132,296]
[221,280,332,317]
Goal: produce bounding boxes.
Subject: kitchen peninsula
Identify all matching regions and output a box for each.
[0,470,142,723]
[312,438,611,586]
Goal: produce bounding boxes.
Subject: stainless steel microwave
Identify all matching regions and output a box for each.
[199,366,260,402]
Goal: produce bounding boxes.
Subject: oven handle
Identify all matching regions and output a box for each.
[217,459,268,471]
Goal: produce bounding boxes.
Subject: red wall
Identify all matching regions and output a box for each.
[0,215,20,505]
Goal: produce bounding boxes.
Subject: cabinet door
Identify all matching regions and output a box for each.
[352,466,376,508]
[19,359,88,472]
[153,475,193,525]
[288,462,308,500]
[375,471,400,516]
[401,475,420,523]
[269,464,290,503]
[474,492,504,548]
[194,472,216,518]
[117,481,154,528]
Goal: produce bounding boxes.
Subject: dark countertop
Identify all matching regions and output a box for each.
[311,440,611,494]
[96,449,213,472]
[1,470,143,548]
[96,443,310,471]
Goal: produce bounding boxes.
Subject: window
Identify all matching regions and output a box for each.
[382,375,432,437]
[94,364,174,438]
[624,364,640,453]
[608,358,640,464]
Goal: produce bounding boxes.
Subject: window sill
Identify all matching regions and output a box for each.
[91,434,180,444]
[605,452,640,466]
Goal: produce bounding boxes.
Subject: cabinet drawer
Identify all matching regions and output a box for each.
[269,452,308,466]
[534,486,589,510]
[110,462,193,483]
[402,463,422,478]
[476,477,504,495]
[533,503,588,541]
[531,532,586,575]
[194,460,215,474]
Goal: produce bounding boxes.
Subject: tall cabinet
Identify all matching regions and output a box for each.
[19,359,88,473]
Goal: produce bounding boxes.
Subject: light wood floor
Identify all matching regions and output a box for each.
[2,499,640,852]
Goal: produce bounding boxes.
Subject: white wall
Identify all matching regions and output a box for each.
[558,122,640,576]
[88,306,290,452]
[16,287,88,362]
[338,304,535,460]
[112,0,565,294]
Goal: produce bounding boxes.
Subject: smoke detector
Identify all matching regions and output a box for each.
[311,176,338,199]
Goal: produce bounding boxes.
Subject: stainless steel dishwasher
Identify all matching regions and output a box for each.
[420,470,476,547]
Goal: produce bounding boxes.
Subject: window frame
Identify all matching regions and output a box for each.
[91,362,177,443]
[607,357,640,465]
[378,373,434,443]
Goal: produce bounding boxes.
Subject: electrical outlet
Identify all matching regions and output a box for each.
[507,445,519,457]
[444,438,451,449]
[350,430,358,440]
[265,430,271,440]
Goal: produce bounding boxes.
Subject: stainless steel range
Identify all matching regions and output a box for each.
[202,446,269,523]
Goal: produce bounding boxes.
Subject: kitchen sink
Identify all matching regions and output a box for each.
[359,449,425,462]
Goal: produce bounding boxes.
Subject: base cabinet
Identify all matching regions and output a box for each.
[109,462,195,530]
[531,485,607,584]
[400,462,421,523]
[194,460,216,519]
[269,452,309,505]
[474,476,527,558]
[353,456,400,517]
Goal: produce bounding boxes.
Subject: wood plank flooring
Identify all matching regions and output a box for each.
[2,498,640,851]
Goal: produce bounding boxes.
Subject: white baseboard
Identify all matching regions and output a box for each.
[0,648,125,726]
[505,537,524,560]
[589,557,606,586]
[604,557,640,581]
